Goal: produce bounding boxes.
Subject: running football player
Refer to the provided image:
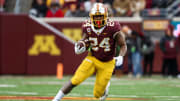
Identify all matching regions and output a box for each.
[52,3,127,101]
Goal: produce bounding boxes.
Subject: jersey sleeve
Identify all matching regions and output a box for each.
[112,21,121,39]
[82,23,87,35]
[82,20,91,37]
[81,21,90,48]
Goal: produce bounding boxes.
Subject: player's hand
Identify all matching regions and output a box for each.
[74,42,86,54]
[114,56,123,66]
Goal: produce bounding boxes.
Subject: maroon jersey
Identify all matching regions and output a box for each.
[82,19,121,62]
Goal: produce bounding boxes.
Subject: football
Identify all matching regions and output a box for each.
[76,41,86,49]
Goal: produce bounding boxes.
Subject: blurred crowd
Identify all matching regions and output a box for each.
[0,0,179,17]
[27,0,179,18]
[0,0,4,12]
[116,24,180,78]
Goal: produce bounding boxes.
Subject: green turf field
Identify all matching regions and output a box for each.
[0,75,180,101]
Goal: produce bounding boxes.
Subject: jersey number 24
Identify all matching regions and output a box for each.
[89,37,110,52]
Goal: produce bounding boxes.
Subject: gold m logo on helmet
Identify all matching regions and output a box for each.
[28,35,61,56]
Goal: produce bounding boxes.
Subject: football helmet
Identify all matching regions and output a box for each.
[89,3,108,28]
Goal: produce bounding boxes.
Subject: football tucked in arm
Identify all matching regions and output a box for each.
[74,41,87,54]
[77,41,85,48]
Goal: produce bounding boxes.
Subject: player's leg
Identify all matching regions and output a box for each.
[99,81,110,101]
[93,59,115,99]
[71,56,95,85]
[143,55,148,75]
[52,56,95,101]
[162,58,168,77]
[52,81,75,101]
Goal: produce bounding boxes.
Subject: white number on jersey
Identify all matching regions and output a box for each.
[89,37,110,52]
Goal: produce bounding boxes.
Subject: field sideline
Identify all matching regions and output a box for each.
[0,75,180,101]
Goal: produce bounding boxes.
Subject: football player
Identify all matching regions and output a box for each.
[52,3,127,101]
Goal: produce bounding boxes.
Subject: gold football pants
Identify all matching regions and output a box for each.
[71,56,115,98]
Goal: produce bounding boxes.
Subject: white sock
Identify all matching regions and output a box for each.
[106,82,110,93]
[52,90,65,101]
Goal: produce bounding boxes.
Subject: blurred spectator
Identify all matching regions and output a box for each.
[160,24,179,77]
[64,4,77,17]
[145,0,152,8]
[103,0,114,5]
[29,0,48,17]
[131,0,146,17]
[122,26,142,78]
[141,35,155,76]
[178,34,180,45]
[46,0,63,7]
[151,0,174,8]
[79,0,88,3]
[63,0,77,11]
[84,0,96,12]
[104,3,114,17]
[122,26,133,77]
[46,2,64,17]
[0,0,5,12]
[47,0,78,10]
[75,3,88,17]
[113,0,132,17]
[130,30,143,78]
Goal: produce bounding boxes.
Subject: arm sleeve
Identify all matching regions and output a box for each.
[80,23,90,48]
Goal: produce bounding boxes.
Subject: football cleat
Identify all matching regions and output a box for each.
[52,99,59,101]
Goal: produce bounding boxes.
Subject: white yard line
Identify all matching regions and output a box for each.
[153,96,180,98]
[0,84,17,88]
[172,85,180,87]
[24,81,61,85]
[109,95,139,98]
[0,91,38,95]
[67,93,82,97]
[141,92,158,95]
[166,99,177,100]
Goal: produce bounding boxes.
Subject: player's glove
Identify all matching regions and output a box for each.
[74,42,86,54]
[114,56,123,66]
